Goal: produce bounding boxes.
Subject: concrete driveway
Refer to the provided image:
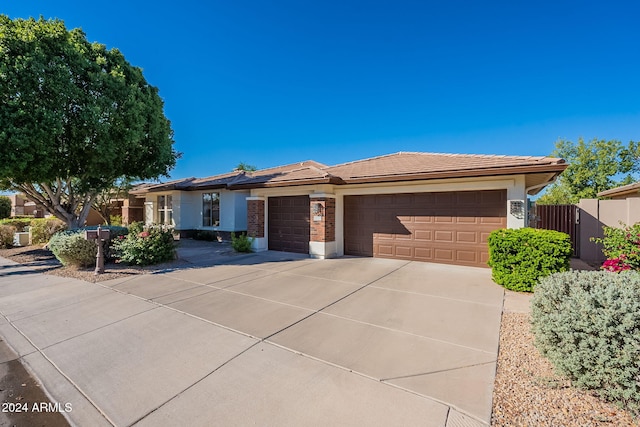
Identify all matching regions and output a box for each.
[0,251,504,427]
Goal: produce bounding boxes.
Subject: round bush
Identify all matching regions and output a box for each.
[49,231,97,267]
[531,270,640,414]
[488,228,573,292]
[112,226,176,266]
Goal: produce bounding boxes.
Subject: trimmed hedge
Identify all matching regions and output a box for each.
[0,218,31,232]
[531,270,640,415]
[488,228,573,292]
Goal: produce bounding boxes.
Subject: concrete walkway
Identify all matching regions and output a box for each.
[0,248,505,427]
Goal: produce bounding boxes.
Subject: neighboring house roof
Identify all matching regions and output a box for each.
[133,152,567,195]
[597,181,640,198]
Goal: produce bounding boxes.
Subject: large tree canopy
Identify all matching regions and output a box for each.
[0,16,179,228]
[537,138,639,205]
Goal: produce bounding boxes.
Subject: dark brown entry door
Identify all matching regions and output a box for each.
[268,196,310,254]
[344,190,507,267]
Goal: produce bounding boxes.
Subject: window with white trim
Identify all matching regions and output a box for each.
[202,192,220,227]
[157,195,173,225]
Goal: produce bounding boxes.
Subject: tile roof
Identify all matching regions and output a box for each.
[597,181,640,198]
[324,152,566,183]
[133,152,567,192]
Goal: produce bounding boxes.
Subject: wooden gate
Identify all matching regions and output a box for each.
[534,204,579,257]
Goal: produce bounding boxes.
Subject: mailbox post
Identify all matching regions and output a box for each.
[85,225,111,275]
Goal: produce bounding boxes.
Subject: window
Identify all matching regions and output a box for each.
[202,192,220,227]
[157,195,173,225]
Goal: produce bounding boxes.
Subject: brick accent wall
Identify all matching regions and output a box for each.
[310,198,336,242]
[247,199,265,238]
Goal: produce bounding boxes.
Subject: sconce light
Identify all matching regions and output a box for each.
[312,202,324,216]
[510,200,525,219]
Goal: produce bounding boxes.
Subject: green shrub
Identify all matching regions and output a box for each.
[109,214,123,226]
[0,225,15,249]
[29,218,67,244]
[0,196,11,219]
[49,231,97,267]
[112,226,176,266]
[81,225,128,260]
[488,228,573,292]
[592,222,640,271]
[531,270,640,415]
[127,221,144,235]
[231,232,253,253]
[0,218,32,232]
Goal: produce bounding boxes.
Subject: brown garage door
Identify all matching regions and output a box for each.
[344,190,506,267]
[268,195,310,254]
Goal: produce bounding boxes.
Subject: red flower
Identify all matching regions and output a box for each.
[602,257,631,273]
[138,231,150,238]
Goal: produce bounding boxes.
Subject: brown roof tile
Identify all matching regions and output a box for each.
[133,152,567,192]
[324,152,566,183]
[597,181,640,198]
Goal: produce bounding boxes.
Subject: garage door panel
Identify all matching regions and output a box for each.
[457,231,479,243]
[434,248,454,263]
[434,230,453,242]
[435,216,454,223]
[457,250,479,264]
[268,196,310,254]
[344,190,507,267]
[395,246,413,258]
[414,230,432,241]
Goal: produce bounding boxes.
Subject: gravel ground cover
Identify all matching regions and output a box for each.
[492,312,639,426]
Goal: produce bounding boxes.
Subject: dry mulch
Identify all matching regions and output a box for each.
[0,244,187,283]
[492,312,639,426]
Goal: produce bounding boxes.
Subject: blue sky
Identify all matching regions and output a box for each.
[3,1,640,180]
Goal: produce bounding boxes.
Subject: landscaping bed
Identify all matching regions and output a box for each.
[492,312,639,426]
[0,244,186,283]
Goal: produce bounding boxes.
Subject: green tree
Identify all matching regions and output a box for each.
[92,177,133,225]
[0,196,11,219]
[538,138,640,204]
[235,162,257,172]
[0,16,179,228]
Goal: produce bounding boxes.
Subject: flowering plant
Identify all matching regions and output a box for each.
[602,255,632,273]
[593,222,640,272]
[112,224,176,266]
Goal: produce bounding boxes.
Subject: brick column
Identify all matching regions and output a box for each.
[310,198,335,242]
[247,198,265,238]
[309,194,337,258]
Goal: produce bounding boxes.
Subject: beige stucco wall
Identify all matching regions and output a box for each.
[578,198,640,263]
[249,175,530,256]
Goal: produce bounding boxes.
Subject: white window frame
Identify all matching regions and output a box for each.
[202,192,220,227]
[157,195,173,225]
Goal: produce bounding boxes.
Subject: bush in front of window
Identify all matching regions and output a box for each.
[112,225,176,266]
[231,232,253,253]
